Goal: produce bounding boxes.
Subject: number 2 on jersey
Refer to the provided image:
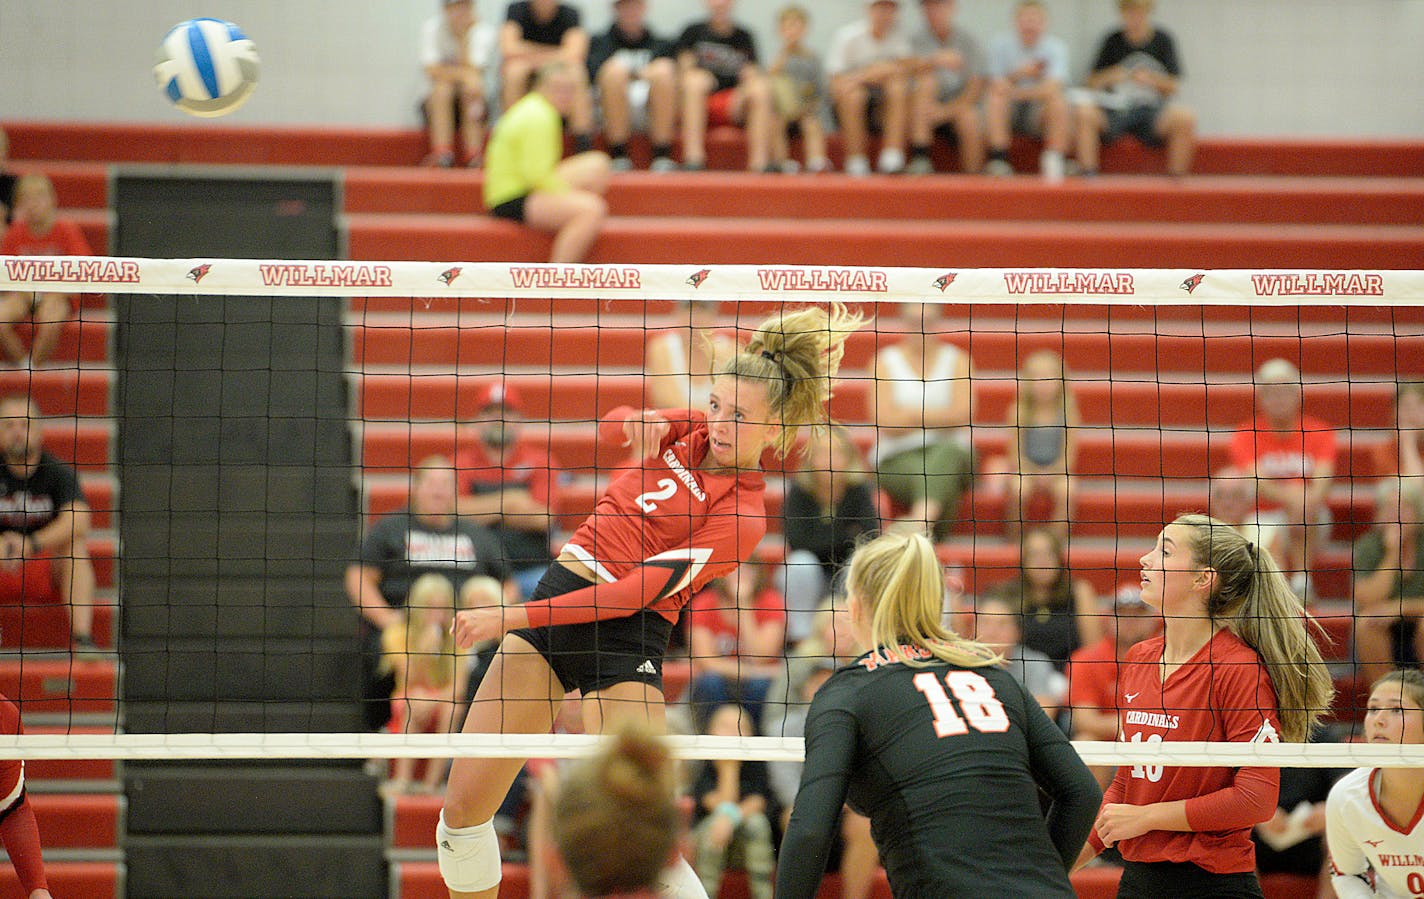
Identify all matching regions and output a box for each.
[635,478,678,512]
[912,671,1010,737]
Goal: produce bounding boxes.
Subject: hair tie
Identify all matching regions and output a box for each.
[761,349,778,363]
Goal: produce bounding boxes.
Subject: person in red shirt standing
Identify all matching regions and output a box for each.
[1227,358,1337,599]
[0,174,91,369]
[1077,513,1335,898]
[0,693,54,899]
[436,303,863,899]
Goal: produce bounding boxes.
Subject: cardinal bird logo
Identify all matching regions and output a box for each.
[438,267,463,286]
[1180,273,1206,294]
[933,272,957,292]
[686,268,711,288]
[187,264,211,285]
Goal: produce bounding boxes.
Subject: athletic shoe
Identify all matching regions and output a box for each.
[1040,149,1066,184]
[650,156,678,173]
[421,150,456,168]
[877,147,906,174]
[906,156,935,176]
[844,155,871,177]
[611,155,635,172]
[681,159,708,172]
[72,635,102,659]
[805,157,832,174]
[985,158,1014,177]
[780,159,802,174]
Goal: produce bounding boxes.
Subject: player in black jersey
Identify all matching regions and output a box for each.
[776,530,1101,899]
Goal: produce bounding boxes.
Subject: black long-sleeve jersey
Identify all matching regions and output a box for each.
[775,647,1102,899]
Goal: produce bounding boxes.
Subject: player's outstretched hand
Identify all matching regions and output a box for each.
[623,409,670,459]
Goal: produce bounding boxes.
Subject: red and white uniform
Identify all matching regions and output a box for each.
[522,407,767,629]
[1,218,92,258]
[1228,414,1338,513]
[1327,767,1424,899]
[0,693,48,894]
[1067,636,1121,720]
[1089,628,1282,874]
[0,697,23,812]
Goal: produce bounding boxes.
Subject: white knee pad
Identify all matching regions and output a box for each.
[436,811,503,893]
[656,855,710,899]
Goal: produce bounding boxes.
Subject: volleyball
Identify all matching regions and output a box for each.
[154,18,260,117]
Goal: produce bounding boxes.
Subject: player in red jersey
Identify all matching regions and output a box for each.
[437,303,863,899]
[0,694,53,899]
[1078,513,1335,898]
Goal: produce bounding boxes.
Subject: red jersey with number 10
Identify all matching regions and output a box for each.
[1091,627,1282,874]
[559,408,767,624]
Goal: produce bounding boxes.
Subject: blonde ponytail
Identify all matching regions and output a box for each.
[1174,513,1335,742]
[722,302,865,458]
[847,530,1000,669]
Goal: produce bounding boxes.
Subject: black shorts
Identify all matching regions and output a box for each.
[1117,861,1264,899]
[489,194,528,223]
[1102,104,1166,147]
[508,564,676,695]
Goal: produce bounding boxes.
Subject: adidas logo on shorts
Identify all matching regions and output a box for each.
[636,660,657,675]
[439,840,453,851]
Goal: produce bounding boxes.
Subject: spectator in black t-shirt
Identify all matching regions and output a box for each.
[1074,0,1196,176]
[0,394,95,654]
[500,0,596,151]
[691,703,777,899]
[345,456,511,730]
[673,0,775,171]
[0,129,16,224]
[589,0,678,172]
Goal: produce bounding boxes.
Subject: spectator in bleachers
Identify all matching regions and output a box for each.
[644,298,739,411]
[1351,479,1424,683]
[1000,348,1079,542]
[1208,465,1273,554]
[499,0,595,153]
[1229,357,1337,599]
[0,394,95,655]
[1067,585,1160,788]
[0,128,16,224]
[686,564,786,729]
[345,457,510,731]
[974,594,1069,720]
[983,0,1071,182]
[1252,725,1347,897]
[0,692,52,899]
[993,527,1102,670]
[871,302,974,541]
[420,0,498,168]
[778,425,880,644]
[1075,0,1195,178]
[1373,379,1424,495]
[826,0,913,177]
[483,61,612,264]
[673,0,775,172]
[767,5,832,174]
[456,383,562,600]
[589,0,679,173]
[906,0,986,175]
[690,703,777,899]
[0,174,89,369]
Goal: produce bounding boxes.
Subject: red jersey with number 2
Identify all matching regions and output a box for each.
[560,408,767,624]
[1093,628,1282,874]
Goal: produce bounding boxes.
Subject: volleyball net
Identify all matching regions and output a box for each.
[0,256,1421,769]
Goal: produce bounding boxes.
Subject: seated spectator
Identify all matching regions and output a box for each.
[778,425,879,644]
[644,298,739,411]
[483,61,612,264]
[871,302,974,540]
[1208,465,1274,553]
[973,595,1068,719]
[768,5,831,174]
[1352,478,1424,683]
[984,0,1070,181]
[673,0,774,172]
[588,0,678,172]
[1373,378,1424,497]
[1075,0,1195,178]
[0,174,90,368]
[420,0,498,167]
[1000,348,1079,541]
[499,0,595,152]
[686,565,786,728]
[826,0,913,176]
[1066,586,1159,787]
[0,394,95,654]
[691,703,777,899]
[345,457,510,731]
[0,128,15,224]
[993,527,1102,670]
[1253,725,1347,895]
[1229,358,1337,598]
[906,0,986,174]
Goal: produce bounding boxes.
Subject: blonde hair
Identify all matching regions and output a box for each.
[1371,668,1424,717]
[778,4,808,24]
[12,173,54,204]
[721,303,865,458]
[553,723,679,895]
[847,530,1000,669]
[1011,349,1079,431]
[1174,514,1335,742]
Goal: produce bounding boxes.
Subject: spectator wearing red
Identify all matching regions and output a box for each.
[0,174,90,368]
[456,383,563,600]
[686,563,787,729]
[1228,358,1337,599]
[0,693,52,899]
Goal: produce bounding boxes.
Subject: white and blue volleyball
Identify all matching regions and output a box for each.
[154,18,260,117]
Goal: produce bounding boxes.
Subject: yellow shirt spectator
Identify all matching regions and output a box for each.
[483,91,570,210]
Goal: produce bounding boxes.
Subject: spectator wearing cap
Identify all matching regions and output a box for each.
[1228,358,1338,598]
[1066,585,1160,787]
[826,0,914,176]
[455,384,565,599]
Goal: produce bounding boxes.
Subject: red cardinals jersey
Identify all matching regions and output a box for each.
[0,694,24,812]
[1228,414,1337,513]
[1092,628,1282,874]
[1,218,92,258]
